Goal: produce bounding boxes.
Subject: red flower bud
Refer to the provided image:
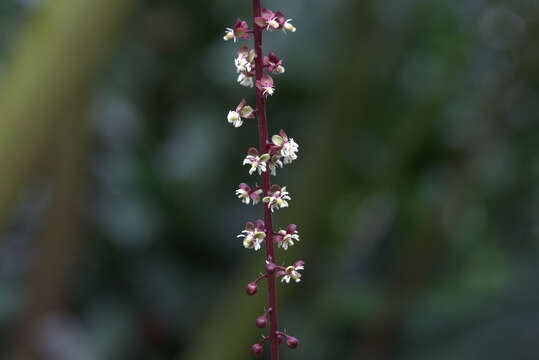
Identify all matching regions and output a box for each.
[277,334,284,344]
[246,282,258,295]
[255,219,265,230]
[287,224,297,234]
[255,315,267,328]
[286,336,299,349]
[251,343,263,356]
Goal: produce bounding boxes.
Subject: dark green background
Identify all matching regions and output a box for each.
[0,0,538,359]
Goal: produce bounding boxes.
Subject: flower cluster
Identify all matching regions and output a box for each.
[274,224,300,250]
[223,3,303,357]
[263,185,291,212]
[264,52,285,74]
[235,45,256,88]
[238,220,266,251]
[223,18,250,42]
[242,129,299,177]
[256,75,275,97]
[223,14,291,99]
[228,98,255,128]
[243,148,270,175]
[254,8,296,33]
[278,261,304,283]
[235,183,262,205]
[272,130,299,165]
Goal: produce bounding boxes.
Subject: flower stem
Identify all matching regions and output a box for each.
[252,1,279,359]
[253,273,268,284]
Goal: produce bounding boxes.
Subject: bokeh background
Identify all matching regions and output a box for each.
[0,0,538,359]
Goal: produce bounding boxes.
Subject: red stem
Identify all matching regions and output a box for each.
[253,273,268,284]
[252,1,279,359]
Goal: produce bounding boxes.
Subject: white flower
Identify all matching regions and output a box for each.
[237,229,265,251]
[283,19,296,33]
[237,73,254,88]
[280,261,304,283]
[268,158,283,176]
[281,138,299,164]
[223,28,235,41]
[235,56,252,73]
[256,75,275,97]
[277,229,300,251]
[262,85,274,96]
[243,152,270,175]
[235,184,262,205]
[227,110,243,128]
[263,186,291,212]
[235,187,250,204]
[268,18,280,30]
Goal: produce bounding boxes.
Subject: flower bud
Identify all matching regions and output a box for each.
[277,334,284,344]
[246,282,258,295]
[265,262,276,274]
[287,224,297,234]
[251,343,263,356]
[255,315,267,328]
[275,65,285,74]
[255,219,265,230]
[286,336,299,349]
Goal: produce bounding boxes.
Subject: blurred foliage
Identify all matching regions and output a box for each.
[0,0,539,359]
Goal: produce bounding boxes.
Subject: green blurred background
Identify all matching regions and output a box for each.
[0,0,538,359]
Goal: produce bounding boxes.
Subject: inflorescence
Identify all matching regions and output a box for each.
[223,2,303,358]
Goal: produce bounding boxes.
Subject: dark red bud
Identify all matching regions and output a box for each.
[255,219,265,230]
[286,337,299,349]
[251,343,263,356]
[246,283,258,295]
[265,262,276,274]
[277,334,284,344]
[287,224,297,234]
[255,315,267,328]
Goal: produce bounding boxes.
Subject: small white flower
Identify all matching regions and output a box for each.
[237,73,254,88]
[234,55,252,73]
[281,139,299,164]
[257,75,275,97]
[278,230,300,251]
[281,261,304,283]
[283,19,296,33]
[235,184,262,205]
[268,158,283,176]
[263,85,274,96]
[243,155,268,175]
[236,187,254,205]
[227,110,243,128]
[237,229,265,251]
[268,18,280,30]
[263,186,291,212]
[235,187,250,204]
